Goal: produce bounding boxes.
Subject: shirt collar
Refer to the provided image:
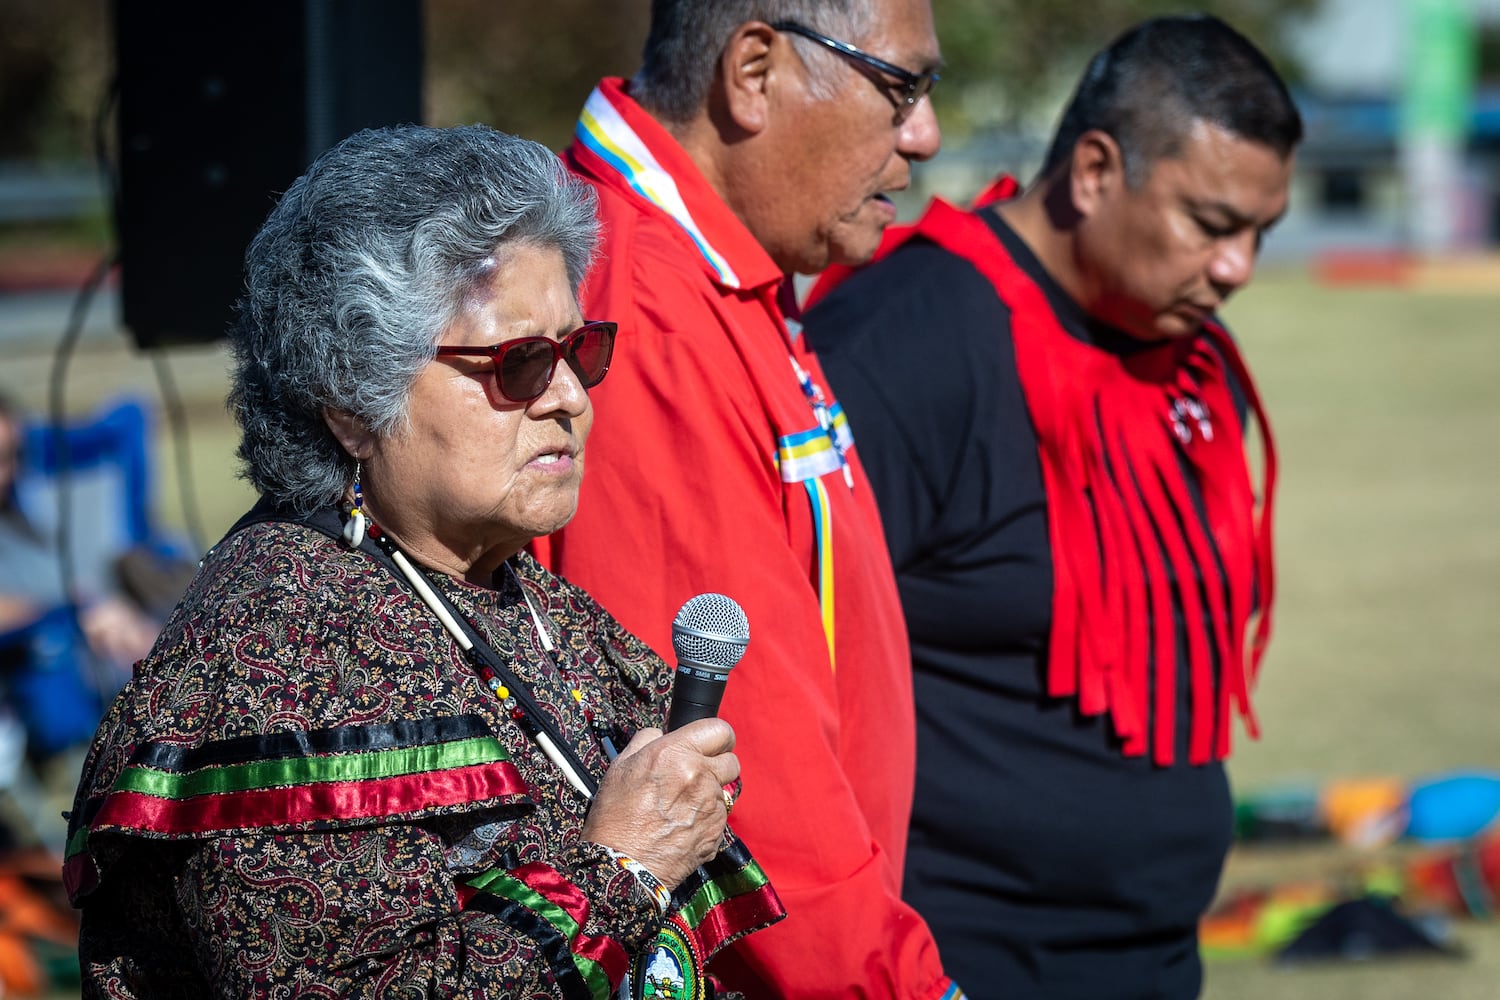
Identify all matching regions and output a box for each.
[983,206,1161,358]
[572,78,783,293]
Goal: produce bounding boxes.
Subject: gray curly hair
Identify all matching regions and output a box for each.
[228,124,600,513]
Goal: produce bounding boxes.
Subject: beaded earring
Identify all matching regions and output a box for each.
[342,461,367,548]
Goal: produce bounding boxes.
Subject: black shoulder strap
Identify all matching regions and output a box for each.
[220,500,600,797]
[218,495,348,547]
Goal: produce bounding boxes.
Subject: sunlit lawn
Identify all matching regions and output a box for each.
[1225,264,1500,787]
[1209,262,1500,999]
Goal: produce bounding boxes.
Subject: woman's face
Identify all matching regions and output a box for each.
[364,243,594,578]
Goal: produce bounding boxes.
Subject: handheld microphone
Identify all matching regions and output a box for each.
[665,593,749,731]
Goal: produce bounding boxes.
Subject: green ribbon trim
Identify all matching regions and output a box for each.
[676,857,772,930]
[464,870,611,1000]
[109,735,507,800]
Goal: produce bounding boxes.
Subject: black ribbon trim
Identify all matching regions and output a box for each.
[464,893,599,1000]
[670,834,757,909]
[125,715,495,773]
[227,499,600,797]
[73,714,505,832]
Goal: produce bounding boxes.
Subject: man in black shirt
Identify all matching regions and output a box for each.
[802,15,1302,999]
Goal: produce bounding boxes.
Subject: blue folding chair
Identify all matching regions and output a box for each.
[15,397,158,592]
[1,396,177,757]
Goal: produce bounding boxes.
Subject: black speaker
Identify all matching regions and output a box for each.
[112,0,424,350]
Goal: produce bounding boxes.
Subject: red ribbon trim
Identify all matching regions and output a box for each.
[692,883,790,958]
[89,760,529,836]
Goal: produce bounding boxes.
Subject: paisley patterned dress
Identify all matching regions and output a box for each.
[65,514,779,999]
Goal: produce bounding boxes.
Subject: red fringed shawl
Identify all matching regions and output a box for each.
[808,178,1276,765]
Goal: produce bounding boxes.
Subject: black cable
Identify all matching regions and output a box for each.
[44,252,118,698]
[95,65,120,224]
[42,25,212,710]
[45,67,122,606]
[148,351,207,554]
[38,67,122,700]
[94,39,207,559]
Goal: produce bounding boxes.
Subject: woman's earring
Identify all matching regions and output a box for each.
[342,461,367,548]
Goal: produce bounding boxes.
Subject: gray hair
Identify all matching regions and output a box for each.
[633,0,875,122]
[228,124,600,513]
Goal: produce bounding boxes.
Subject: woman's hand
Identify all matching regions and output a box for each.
[583,718,738,889]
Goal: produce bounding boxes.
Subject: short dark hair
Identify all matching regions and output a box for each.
[1040,14,1303,184]
[633,0,871,122]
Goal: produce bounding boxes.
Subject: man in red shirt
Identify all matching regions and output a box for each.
[531,2,961,996]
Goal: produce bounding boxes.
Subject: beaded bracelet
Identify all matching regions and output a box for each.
[600,846,673,916]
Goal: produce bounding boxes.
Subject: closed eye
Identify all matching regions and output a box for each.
[1195,217,1237,240]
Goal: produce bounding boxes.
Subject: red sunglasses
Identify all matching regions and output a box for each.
[435,321,617,403]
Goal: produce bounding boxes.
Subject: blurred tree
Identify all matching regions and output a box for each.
[1480,21,1500,84]
[425,0,649,150]
[0,0,109,161]
[424,0,1315,148]
[0,0,1315,161]
[930,0,1317,140]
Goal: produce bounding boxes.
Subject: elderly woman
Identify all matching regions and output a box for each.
[63,125,782,998]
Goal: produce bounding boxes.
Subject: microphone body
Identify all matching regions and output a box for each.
[665,593,750,731]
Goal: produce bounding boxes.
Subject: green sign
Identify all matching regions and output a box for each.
[1401,0,1477,140]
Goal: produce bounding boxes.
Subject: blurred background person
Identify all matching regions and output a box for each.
[803,14,1302,999]
[0,392,157,790]
[530,1,965,996]
[63,124,782,999]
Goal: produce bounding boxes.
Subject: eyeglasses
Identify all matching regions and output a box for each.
[771,21,939,122]
[435,321,617,404]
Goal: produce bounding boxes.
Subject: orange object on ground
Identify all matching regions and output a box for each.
[0,851,81,997]
[1313,250,1413,286]
[1323,777,1409,847]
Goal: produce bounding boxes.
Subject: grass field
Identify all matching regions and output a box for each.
[1203,264,1500,999]
[4,262,1499,997]
[1223,267,1500,788]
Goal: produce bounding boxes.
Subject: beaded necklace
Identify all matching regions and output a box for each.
[361,520,621,800]
[490,560,621,762]
[221,501,625,800]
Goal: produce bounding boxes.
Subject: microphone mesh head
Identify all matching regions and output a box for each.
[671,593,750,672]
